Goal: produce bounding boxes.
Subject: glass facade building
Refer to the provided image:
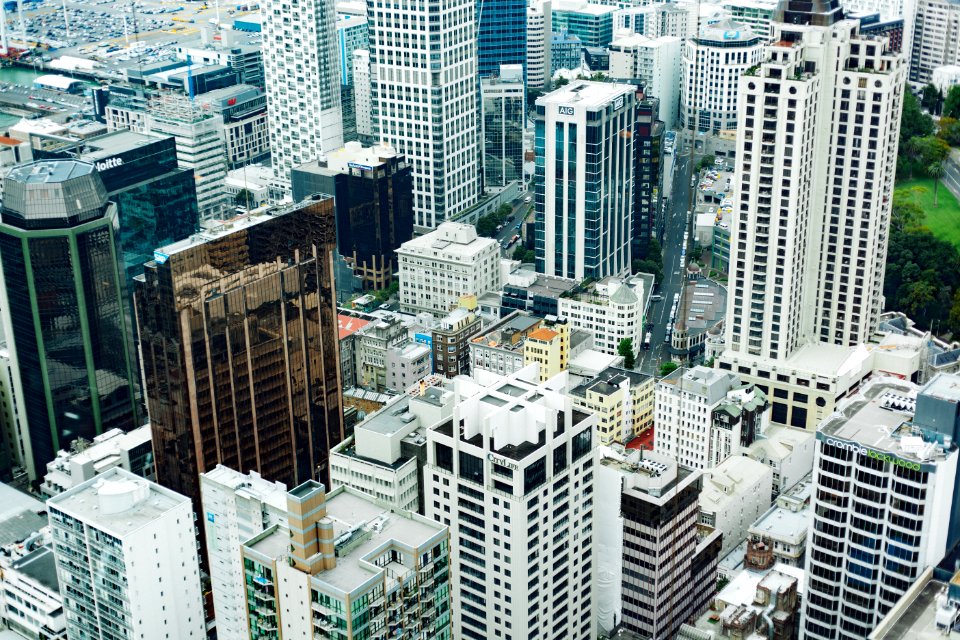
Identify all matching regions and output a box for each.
[0,161,141,478]
[633,93,664,260]
[135,195,345,514]
[481,67,526,189]
[477,0,527,78]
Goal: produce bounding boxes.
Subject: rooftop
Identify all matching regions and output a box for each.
[338,314,371,340]
[470,312,544,353]
[503,266,578,298]
[570,366,652,399]
[0,484,47,548]
[201,465,289,512]
[528,327,558,342]
[870,568,960,640]
[749,502,808,542]
[10,544,59,594]
[74,129,166,161]
[697,18,763,43]
[537,80,636,110]
[397,222,498,259]
[553,0,617,15]
[700,455,772,511]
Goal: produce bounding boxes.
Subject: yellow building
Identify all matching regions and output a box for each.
[523,319,571,381]
[569,367,654,445]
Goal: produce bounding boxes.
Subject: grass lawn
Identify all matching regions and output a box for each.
[896,177,960,249]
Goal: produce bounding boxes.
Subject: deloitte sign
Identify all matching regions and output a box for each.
[824,437,923,471]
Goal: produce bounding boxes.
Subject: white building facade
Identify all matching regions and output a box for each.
[353,49,374,142]
[47,469,205,640]
[608,32,682,129]
[368,0,480,229]
[527,1,553,88]
[262,0,344,189]
[699,455,774,558]
[557,276,645,356]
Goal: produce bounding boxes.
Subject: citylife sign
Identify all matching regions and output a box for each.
[95,157,123,172]
[487,453,518,470]
[824,437,923,471]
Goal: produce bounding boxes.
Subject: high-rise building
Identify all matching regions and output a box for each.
[0,161,141,479]
[291,142,414,291]
[481,64,526,189]
[368,0,480,229]
[608,33,681,129]
[680,20,764,134]
[199,465,289,640]
[397,222,502,316]
[802,375,959,640]
[135,196,344,516]
[613,2,697,39]
[595,447,722,639]
[423,367,597,640]
[41,425,154,497]
[527,1,552,88]
[717,0,906,413]
[262,0,343,189]
[909,0,960,85]
[198,84,271,169]
[239,480,451,640]
[478,0,528,78]
[353,50,374,144]
[551,0,616,48]
[47,468,205,640]
[633,92,664,258]
[534,80,636,280]
[722,0,779,40]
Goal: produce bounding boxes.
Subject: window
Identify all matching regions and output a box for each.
[460,452,484,485]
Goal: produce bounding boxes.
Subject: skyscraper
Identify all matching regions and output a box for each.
[534,80,636,280]
[527,1,552,89]
[0,161,141,479]
[262,0,344,190]
[632,92,664,258]
[369,0,480,230]
[481,64,526,189]
[135,196,344,513]
[716,0,906,429]
[478,0,528,78]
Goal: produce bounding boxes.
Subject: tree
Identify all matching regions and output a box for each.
[900,90,935,144]
[234,189,253,208]
[916,136,951,168]
[921,83,942,114]
[949,289,960,336]
[939,117,960,146]
[512,246,535,262]
[928,162,946,207]
[659,361,678,377]
[632,259,663,282]
[945,85,960,120]
[891,187,926,232]
[554,76,570,88]
[696,154,716,172]
[618,338,635,369]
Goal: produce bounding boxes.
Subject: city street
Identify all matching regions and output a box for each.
[495,186,534,257]
[635,151,694,375]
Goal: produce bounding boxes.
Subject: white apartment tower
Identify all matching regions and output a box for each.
[909,0,960,85]
[528,0,553,88]
[199,466,289,640]
[47,468,205,640]
[424,366,597,640]
[353,49,374,142]
[534,81,636,280]
[608,32,682,129]
[722,0,905,363]
[368,0,480,230]
[262,0,343,190]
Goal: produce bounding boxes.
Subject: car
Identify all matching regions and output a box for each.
[524,196,532,203]
[515,223,522,229]
[651,294,663,302]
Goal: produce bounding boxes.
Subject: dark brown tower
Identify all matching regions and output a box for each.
[135,195,345,513]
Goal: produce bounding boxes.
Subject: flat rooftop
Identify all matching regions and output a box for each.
[202,465,289,511]
[750,503,808,541]
[75,130,164,160]
[538,80,635,110]
[872,573,960,640]
[0,483,47,547]
[11,544,59,594]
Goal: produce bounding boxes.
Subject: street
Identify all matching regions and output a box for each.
[635,151,694,375]
[495,186,534,257]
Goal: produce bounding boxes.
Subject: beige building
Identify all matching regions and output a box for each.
[570,366,654,445]
[523,319,571,382]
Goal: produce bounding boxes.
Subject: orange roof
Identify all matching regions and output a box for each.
[0,136,21,146]
[338,314,370,340]
[527,328,558,342]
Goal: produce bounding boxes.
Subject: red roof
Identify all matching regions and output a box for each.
[338,314,370,340]
[0,136,22,146]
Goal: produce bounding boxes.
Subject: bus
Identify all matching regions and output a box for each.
[642,332,652,350]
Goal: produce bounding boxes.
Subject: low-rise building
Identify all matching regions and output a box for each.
[744,477,811,571]
[500,265,578,317]
[240,480,451,640]
[744,424,816,498]
[432,308,482,378]
[558,275,649,357]
[41,426,154,498]
[385,342,432,392]
[570,366,654,445]
[699,455,774,559]
[355,315,408,391]
[469,312,545,376]
[338,313,370,389]
[523,319,571,382]
[0,545,66,640]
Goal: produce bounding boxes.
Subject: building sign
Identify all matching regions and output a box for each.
[95,157,123,172]
[348,162,374,171]
[558,106,575,116]
[723,30,741,39]
[823,436,924,471]
[613,96,624,111]
[487,453,518,470]
[153,251,169,265]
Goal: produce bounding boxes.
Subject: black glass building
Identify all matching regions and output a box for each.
[0,161,141,478]
[633,92,664,260]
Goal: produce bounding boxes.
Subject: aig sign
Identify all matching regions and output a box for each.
[613,96,624,110]
[558,106,575,116]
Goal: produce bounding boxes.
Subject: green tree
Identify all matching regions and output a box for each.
[659,361,678,377]
[903,280,937,320]
[916,136,951,167]
[512,246,535,262]
[921,83,942,114]
[939,117,960,146]
[234,188,253,208]
[945,85,960,120]
[901,90,936,144]
[949,289,960,336]
[632,259,663,282]
[928,162,946,207]
[891,187,926,232]
[554,76,570,88]
[696,154,716,172]
[618,338,636,369]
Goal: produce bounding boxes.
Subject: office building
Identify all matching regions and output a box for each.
[47,468,205,640]
[499,265,579,316]
[608,33,681,130]
[557,276,647,355]
[722,0,779,40]
[424,366,596,639]
[0,161,141,480]
[336,13,369,86]
[716,1,907,418]
[868,567,960,640]
[802,375,959,640]
[199,466,290,640]
[385,341,432,392]
[354,315,408,391]
[51,130,200,289]
[397,222,502,316]
[353,50,374,143]
[699,455,774,558]
[369,0,480,230]
[527,1,552,88]
[570,366,654,445]
[744,423,816,497]
[522,317,571,381]
[431,308,482,378]
[680,20,763,133]
[534,80,636,280]
[910,0,960,85]
[655,366,769,470]
[135,197,344,515]
[613,3,697,40]
[478,0,527,78]
[262,0,343,189]
[552,0,616,48]
[0,544,65,640]
[41,425,154,498]
[481,65,526,189]
[292,142,414,291]
[197,84,270,169]
[596,447,722,639]
[552,31,583,71]
[240,480,451,640]
[176,37,265,86]
[469,311,578,376]
[633,93,664,258]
